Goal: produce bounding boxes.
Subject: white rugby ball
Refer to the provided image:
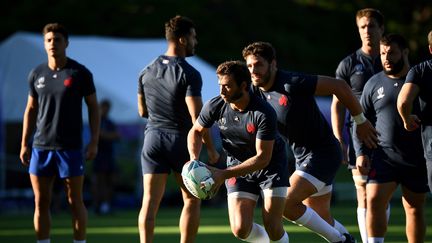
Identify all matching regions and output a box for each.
[181,160,216,200]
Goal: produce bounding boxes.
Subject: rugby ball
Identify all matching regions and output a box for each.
[181,160,216,200]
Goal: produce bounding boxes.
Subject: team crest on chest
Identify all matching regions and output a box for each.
[36,76,45,89]
[376,86,385,100]
[279,94,288,106]
[246,123,256,134]
[64,77,73,87]
[218,117,227,130]
[354,64,364,74]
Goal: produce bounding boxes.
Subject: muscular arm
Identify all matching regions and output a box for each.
[316,76,363,116]
[315,76,378,148]
[187,120,207,161]
[397,83,421,131]
[20,95,38,166]
[222,139,273,179]
[331,95,347,143]
[186,96,219,163]
[85,93,100,160]
[331,95,348,163]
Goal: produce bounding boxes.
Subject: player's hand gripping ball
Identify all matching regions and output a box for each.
[182,160,217,200]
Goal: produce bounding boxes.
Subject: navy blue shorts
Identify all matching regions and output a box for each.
[225,148,290,196]
[29,148,84,178]
[368,149,429,193]
[141,128,189,174]
[295,143,341,185]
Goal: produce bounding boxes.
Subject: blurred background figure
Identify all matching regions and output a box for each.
[92,99,120,215]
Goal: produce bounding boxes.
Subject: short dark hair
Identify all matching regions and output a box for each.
[380,33,408,50]
[216,61,251,88]
[356,8,384,27]
[42,23,68,40]
[242,41,276,64]
[165,15,195,41]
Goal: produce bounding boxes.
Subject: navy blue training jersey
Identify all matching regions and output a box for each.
[356,72,424,167]
[28,58,95,150]
[138,55,202,133]
[198,94,285,163]
[406,59,432,161]
[251,70,338,162]
[336,49,382,99]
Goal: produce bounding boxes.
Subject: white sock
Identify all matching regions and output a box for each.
[37,240,50,243]
[333,219,349,234]
[242,223,270,243]
[73,240,86,243]
[271,231,289,243]
[386,204,391,223]
[367,237,384,243]
[293,207,343,242]
[357,207,367,243]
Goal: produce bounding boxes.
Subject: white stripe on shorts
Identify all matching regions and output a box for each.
[294,170,332,197]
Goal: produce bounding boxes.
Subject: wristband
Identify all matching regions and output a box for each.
[353,113,367,125]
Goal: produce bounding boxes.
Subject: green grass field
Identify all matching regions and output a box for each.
[0,202,431,243]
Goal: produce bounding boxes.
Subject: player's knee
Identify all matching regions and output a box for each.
[263,221,283,239]
[231,223,251,240]
[283,200,303,221]
[34,199,51,212]
[66,196,85,210]
[367,195,387,212]
[183,196,201,208]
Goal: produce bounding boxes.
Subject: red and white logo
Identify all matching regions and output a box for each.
[279,94,288,106]
[246,123,256,134]
[227,177,236,186]
[64,77,73,87]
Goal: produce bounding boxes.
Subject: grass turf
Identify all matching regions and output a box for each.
[1,201,432,243]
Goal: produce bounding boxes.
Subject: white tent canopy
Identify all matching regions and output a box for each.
[0,32,220,124]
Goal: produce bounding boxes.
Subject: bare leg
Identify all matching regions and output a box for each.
[401,186,426,243]
[227,196,258,240]
[138,173,167,243]
[285,174,344,242]
[262,196,286,241]
[30,174,55,240]
[174,172,201,243]
[366,182,396,238]
[64,176,87,241]
[303,192,333,224]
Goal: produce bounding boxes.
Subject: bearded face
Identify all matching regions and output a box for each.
[380,42,405,76]
[219,74,244,104]
[245,55,272,88]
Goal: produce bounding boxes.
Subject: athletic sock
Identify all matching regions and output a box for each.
[37,240,50,243]
[357,207,367,243]
[333,219,349,235]
[292,207,343,242]
[242,222,270,243]
[73,240,86,243]
[367,237,384,243]
[271,231,289,243]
